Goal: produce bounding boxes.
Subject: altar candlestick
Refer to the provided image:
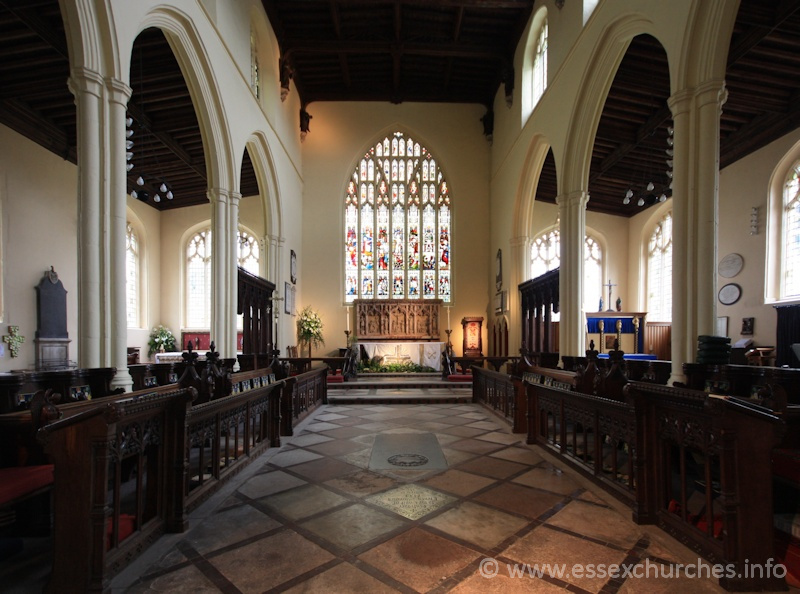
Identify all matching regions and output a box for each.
[346,307,350,331]
[446,306,451,329]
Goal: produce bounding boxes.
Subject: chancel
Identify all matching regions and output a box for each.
[1,0,799,592]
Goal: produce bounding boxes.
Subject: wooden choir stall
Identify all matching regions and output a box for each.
[519,268,559,355]
[237,267,276,371]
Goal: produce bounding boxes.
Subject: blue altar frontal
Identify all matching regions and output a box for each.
[585,311,647,354]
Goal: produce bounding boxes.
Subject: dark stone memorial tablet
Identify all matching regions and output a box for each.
[34,267,70,369]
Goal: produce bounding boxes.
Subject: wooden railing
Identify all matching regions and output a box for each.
[39,386,195,593]
[512,368,787,591]
[281,366,328,436]
[524,370,637,506]
[184,380,284,511]
[628,381,785,591]
[471,367,526,432]
[29,361,319,593]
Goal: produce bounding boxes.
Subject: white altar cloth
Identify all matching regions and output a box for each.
[360,341,445,371]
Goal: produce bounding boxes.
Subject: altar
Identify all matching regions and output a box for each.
[586,311,646,354]
[359,341,445,371]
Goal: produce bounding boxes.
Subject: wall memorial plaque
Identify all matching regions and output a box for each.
[34,266,71,369]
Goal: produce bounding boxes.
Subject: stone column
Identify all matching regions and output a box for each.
[208,188,229,355]
[69,68,104,368]
[228,191,241,358]
[668,81,726,383]
[556,190,589,357]
[107,77,133,390]
[509,235,530,354]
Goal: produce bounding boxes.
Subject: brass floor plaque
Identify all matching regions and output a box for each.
[368,432,448,471]
[366,484,455,520]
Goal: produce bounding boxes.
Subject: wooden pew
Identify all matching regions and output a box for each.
[39,385,195,593]
[508,350,789,591]
[0,390,61,539]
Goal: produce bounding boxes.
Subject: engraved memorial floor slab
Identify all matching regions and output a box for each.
[368,432,448,471]
[366,484,456,520]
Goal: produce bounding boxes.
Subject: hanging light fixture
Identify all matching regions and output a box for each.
[622,117,674,207]
[126,46,176,205]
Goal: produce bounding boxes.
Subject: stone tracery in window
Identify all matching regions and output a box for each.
[344,132,451,302]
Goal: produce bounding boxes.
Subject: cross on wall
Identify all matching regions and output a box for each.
[3,325,25,358]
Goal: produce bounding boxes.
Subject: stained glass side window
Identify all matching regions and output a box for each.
[647,212,673,322]
[530,229,603,313]
[783,162,800,297]
[126,223,140,328]
[344,132,452,302]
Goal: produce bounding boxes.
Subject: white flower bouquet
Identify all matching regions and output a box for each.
[297,306,324,355]
[148,324,177,357]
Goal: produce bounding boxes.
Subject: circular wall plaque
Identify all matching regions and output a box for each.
[718,283,741,306]
[718,253,744,278]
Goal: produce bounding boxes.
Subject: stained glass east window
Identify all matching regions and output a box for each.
[345,132,451,302]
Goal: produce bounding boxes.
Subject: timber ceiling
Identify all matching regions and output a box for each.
[0,0,798,217]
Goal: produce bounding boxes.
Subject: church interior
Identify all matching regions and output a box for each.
[1,0,800,591]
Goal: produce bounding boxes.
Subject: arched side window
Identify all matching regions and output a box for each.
[126,222,140,328]
[186,227,261,329]
[530,228,603,312]
[531,18,548,108]
[186,229,212,328]
[647,212,673,322]
[782,161,800,298]
[344,132,451,303]
[238,230,260,275]
[250,29,260,99]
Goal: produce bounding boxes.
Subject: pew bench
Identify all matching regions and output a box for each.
[0,390,63,550]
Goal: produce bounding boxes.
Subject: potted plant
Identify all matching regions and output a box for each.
[297,306,324,357]
[148,324,177,358]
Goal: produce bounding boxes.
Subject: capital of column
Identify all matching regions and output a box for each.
[509,236,529,248]
[668,79,727,117]
[555,190,590,210]
[105,77,133,106]
[68,67,104,99]
[207,187,233,205]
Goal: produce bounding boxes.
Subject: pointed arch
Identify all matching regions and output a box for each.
[676,0,738,90]
[242,132,283,281]
[562,15,662,194]
[137,8,236,196]
[343,129,453,303]
[513,136,554,240]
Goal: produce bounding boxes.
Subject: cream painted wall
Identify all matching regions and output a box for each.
[717,128,800,348]
[300,102,490,356]
[0,126,78,371]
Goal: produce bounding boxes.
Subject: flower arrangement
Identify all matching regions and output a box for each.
[148,324,177,357]
[297,306,324,356]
